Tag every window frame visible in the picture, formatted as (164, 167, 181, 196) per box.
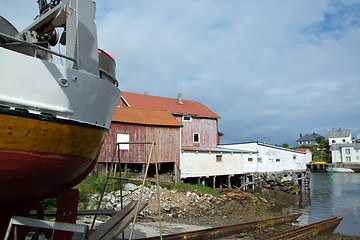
(193, 133, 200, 143)
(117, 133, 130, 150)
(183, 116, 192, 122)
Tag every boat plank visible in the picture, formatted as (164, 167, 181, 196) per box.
(101, 202, 147, 240)
(88, 200, 137, 240)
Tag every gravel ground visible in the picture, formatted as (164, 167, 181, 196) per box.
(83, 184, 360, 239)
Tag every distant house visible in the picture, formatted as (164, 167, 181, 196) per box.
(98, 107, 183, 180)
(330, 143, 360, 163)
(328, 129, 352, 146)
(119, 92, 221, 148)
(296, 133, 322, 146)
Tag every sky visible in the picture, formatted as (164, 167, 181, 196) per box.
(2, 0, 360, 146)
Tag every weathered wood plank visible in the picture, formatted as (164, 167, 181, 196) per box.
(135, 213, 302, 240)
(102, 202, 147, 240)
(259, 217, 343, 240)
(88, 200, 137, 240)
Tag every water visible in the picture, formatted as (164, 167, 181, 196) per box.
(295, 172, 360, 236)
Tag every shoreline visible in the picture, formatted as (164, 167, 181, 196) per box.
(83, 185, 360, 239)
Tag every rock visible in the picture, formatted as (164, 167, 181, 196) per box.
(161, 203, 171, 212)
(124, 183, 138, 191)
(258, 196, 268, 203)
(275, 176, 282, 184)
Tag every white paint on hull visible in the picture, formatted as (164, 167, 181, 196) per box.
(0, 47, 121, 129)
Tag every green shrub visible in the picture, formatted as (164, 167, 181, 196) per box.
(41, 198, 58, 210)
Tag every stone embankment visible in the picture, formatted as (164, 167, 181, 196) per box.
(253, 171, 307, 194)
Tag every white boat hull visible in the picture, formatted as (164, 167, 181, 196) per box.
(328, 168, 355, 173)
(0, 47, 120, 129)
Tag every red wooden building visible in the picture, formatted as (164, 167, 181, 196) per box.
(98, 107, 182, 177)
(98, 92, 221, 181)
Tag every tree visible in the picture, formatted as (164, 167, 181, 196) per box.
(316, 136, 326, 149)
(281, 143, 289, 148)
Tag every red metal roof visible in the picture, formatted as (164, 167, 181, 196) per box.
(112, 107, 183, 127)
(293, 148, 309, 152)
(120, 92, 220, 119)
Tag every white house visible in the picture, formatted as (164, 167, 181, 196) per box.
(220, 142, 307, 173)
(328, 129, 352, 146)
(296, 133, 322, 146)
(330, 143, 360, 163)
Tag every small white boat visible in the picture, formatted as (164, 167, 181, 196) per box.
(328, 168, 355, 173)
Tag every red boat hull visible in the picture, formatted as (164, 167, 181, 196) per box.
(0, 149, 94, 207)
(0, 111, 107, 236)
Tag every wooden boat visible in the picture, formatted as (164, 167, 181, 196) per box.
(0, 0, 121, 237)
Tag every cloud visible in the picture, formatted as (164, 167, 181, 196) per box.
(3, 0, 359, 146)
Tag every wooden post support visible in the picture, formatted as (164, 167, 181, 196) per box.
(213, 176, 216, 189)
(228, 175, 232, 189)
(142, 164, 146, 176)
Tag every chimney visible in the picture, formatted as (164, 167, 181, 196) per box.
(143, 91, 149, 95)
(300, 134, 302, 138)
(176, 93, 183, 104)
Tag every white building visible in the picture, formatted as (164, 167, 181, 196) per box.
(328, 129, 352, 146)
(180, 147, 255, 178)
(330, 143, 360, 163)
(220, 142, 307, 173)
(293, 148, 313, 163)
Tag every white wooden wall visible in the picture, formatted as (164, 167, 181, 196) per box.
(180, 151, 247, 178)
(221, 143, 307, 173)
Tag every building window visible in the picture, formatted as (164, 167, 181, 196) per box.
(332, 140, 336, 143)
(276, 159, 280, 162)
(216, 155, 222, 162)
(248, 158, 253, 162)
(193, 133, 200, 143)
(117, 133, 129, 150)
(343, 139, 346, 142)
(345, 149, 351, 155)
(183, 116, 191, 122)
(257, 157, 262, 163)
(346, 156, 351, 162)
(293, 156, 296, 159)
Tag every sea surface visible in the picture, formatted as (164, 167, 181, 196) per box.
(295, 172, 360, 236)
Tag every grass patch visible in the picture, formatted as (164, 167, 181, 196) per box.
(74, 172, 123, 204)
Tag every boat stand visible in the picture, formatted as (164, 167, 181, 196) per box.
(4, 216, 88, 240)
(91, 141, 163, 240)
